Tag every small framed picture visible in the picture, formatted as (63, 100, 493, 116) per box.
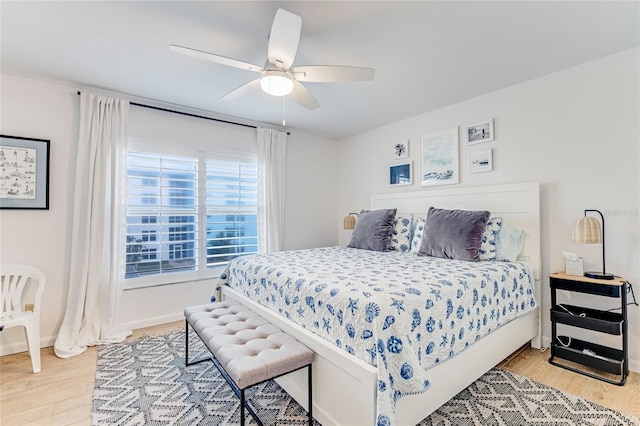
(389, 161, 412, 186)
(393, 140, 409, 159)
(0, 135, 50, 209)
(466, 119, 494, 145)
(470, 149, 493, 173)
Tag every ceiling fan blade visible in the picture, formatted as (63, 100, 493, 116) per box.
(220, 78, 262, 101)
(289, 79, 320, 110)
(170, 44, 263, 73)
(292, 65, 375, 82)
(267, 9, 301, 69)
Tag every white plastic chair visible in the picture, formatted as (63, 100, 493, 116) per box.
(1, 264, 46, 373)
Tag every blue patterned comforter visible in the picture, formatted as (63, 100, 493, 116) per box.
(213, 247, 537, 426)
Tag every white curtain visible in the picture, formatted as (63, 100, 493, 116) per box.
(257, 128, 287, 253)
(54, 93, 132, 358)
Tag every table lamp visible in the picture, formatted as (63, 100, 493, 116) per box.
(343, 213, 358, 230)
(571, 209, 614, 280)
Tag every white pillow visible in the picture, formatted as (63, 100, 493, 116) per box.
(496, 224, 526, 261)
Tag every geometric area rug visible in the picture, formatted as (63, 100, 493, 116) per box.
(92, 329, 640, 426)
(418, 369, 640, 426)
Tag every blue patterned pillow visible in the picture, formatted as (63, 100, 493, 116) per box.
(410, 218, 426, 253)
(479, 217, 503, 261)
(390, 215, 413, 252)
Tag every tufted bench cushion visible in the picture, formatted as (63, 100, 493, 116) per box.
(184, 299, 314, 390)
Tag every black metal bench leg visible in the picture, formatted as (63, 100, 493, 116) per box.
(185, 321, 212, 367)
(240, 388, 246, 426)
(308, 364, 313, 425)
(185, 320, 189, 366)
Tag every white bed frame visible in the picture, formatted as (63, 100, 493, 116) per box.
(222, 182, 541, 426)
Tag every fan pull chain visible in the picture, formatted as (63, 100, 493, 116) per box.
(282, 96, 286, 127)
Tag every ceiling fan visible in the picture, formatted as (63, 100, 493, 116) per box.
(169, 8, 375, 111)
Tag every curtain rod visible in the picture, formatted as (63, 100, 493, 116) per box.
(76, 91, 290, 134)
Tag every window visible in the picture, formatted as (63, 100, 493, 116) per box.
(205, 158, 258, 267)
(124, 142, 258, 288)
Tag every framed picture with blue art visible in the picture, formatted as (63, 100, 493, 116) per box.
(0, 135, 50, 209)
(420, 127, 459, 186)
(470, 149, 493, 173)
(389, 161, 412, 186)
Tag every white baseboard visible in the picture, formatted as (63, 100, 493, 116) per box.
(0, 335, 56, 356)
(0, 313, 184, 357)
(117, 312, 184, 333)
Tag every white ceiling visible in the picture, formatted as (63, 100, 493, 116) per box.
(2, 1, 638, 139)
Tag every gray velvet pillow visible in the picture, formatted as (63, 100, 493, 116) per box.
(348, 208, 397, 252)
(418, 207, 490, 261)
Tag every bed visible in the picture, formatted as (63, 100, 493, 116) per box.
(215, 182, 541, 426)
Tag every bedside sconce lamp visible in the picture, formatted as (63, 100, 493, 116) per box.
(343, 213, 358, 230)
(571, 209, 614, 280)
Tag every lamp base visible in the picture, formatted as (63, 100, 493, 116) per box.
(584, 271, 615, 280)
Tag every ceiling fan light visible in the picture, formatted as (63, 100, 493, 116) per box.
(260, 71, 294, 96)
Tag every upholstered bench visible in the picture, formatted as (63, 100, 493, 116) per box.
(184, 299, 314, 426)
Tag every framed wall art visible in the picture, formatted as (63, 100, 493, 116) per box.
(470, 149, 493, 173)
(389, 161, 412, 186)
(0, 135, 50, 209)
(393, 139, 409, 159)
(466, 119, 494, 145)
(420, 127, 459, 186)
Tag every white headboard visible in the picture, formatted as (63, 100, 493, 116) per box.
(371, 182, 541, 281)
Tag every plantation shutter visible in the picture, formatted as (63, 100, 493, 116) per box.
(205, 153, 258, 267)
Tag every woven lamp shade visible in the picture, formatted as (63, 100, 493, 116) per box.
(571, 216, 602, 244)
(343, 215, 356, 230)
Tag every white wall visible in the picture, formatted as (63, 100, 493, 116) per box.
(0, 74, 339, 353)
(337, 47, 640, 371)
(284, 132, 340, 250)
(0, 75, 78, 355)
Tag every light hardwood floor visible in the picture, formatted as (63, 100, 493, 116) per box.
(2, 322, 639, 425)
